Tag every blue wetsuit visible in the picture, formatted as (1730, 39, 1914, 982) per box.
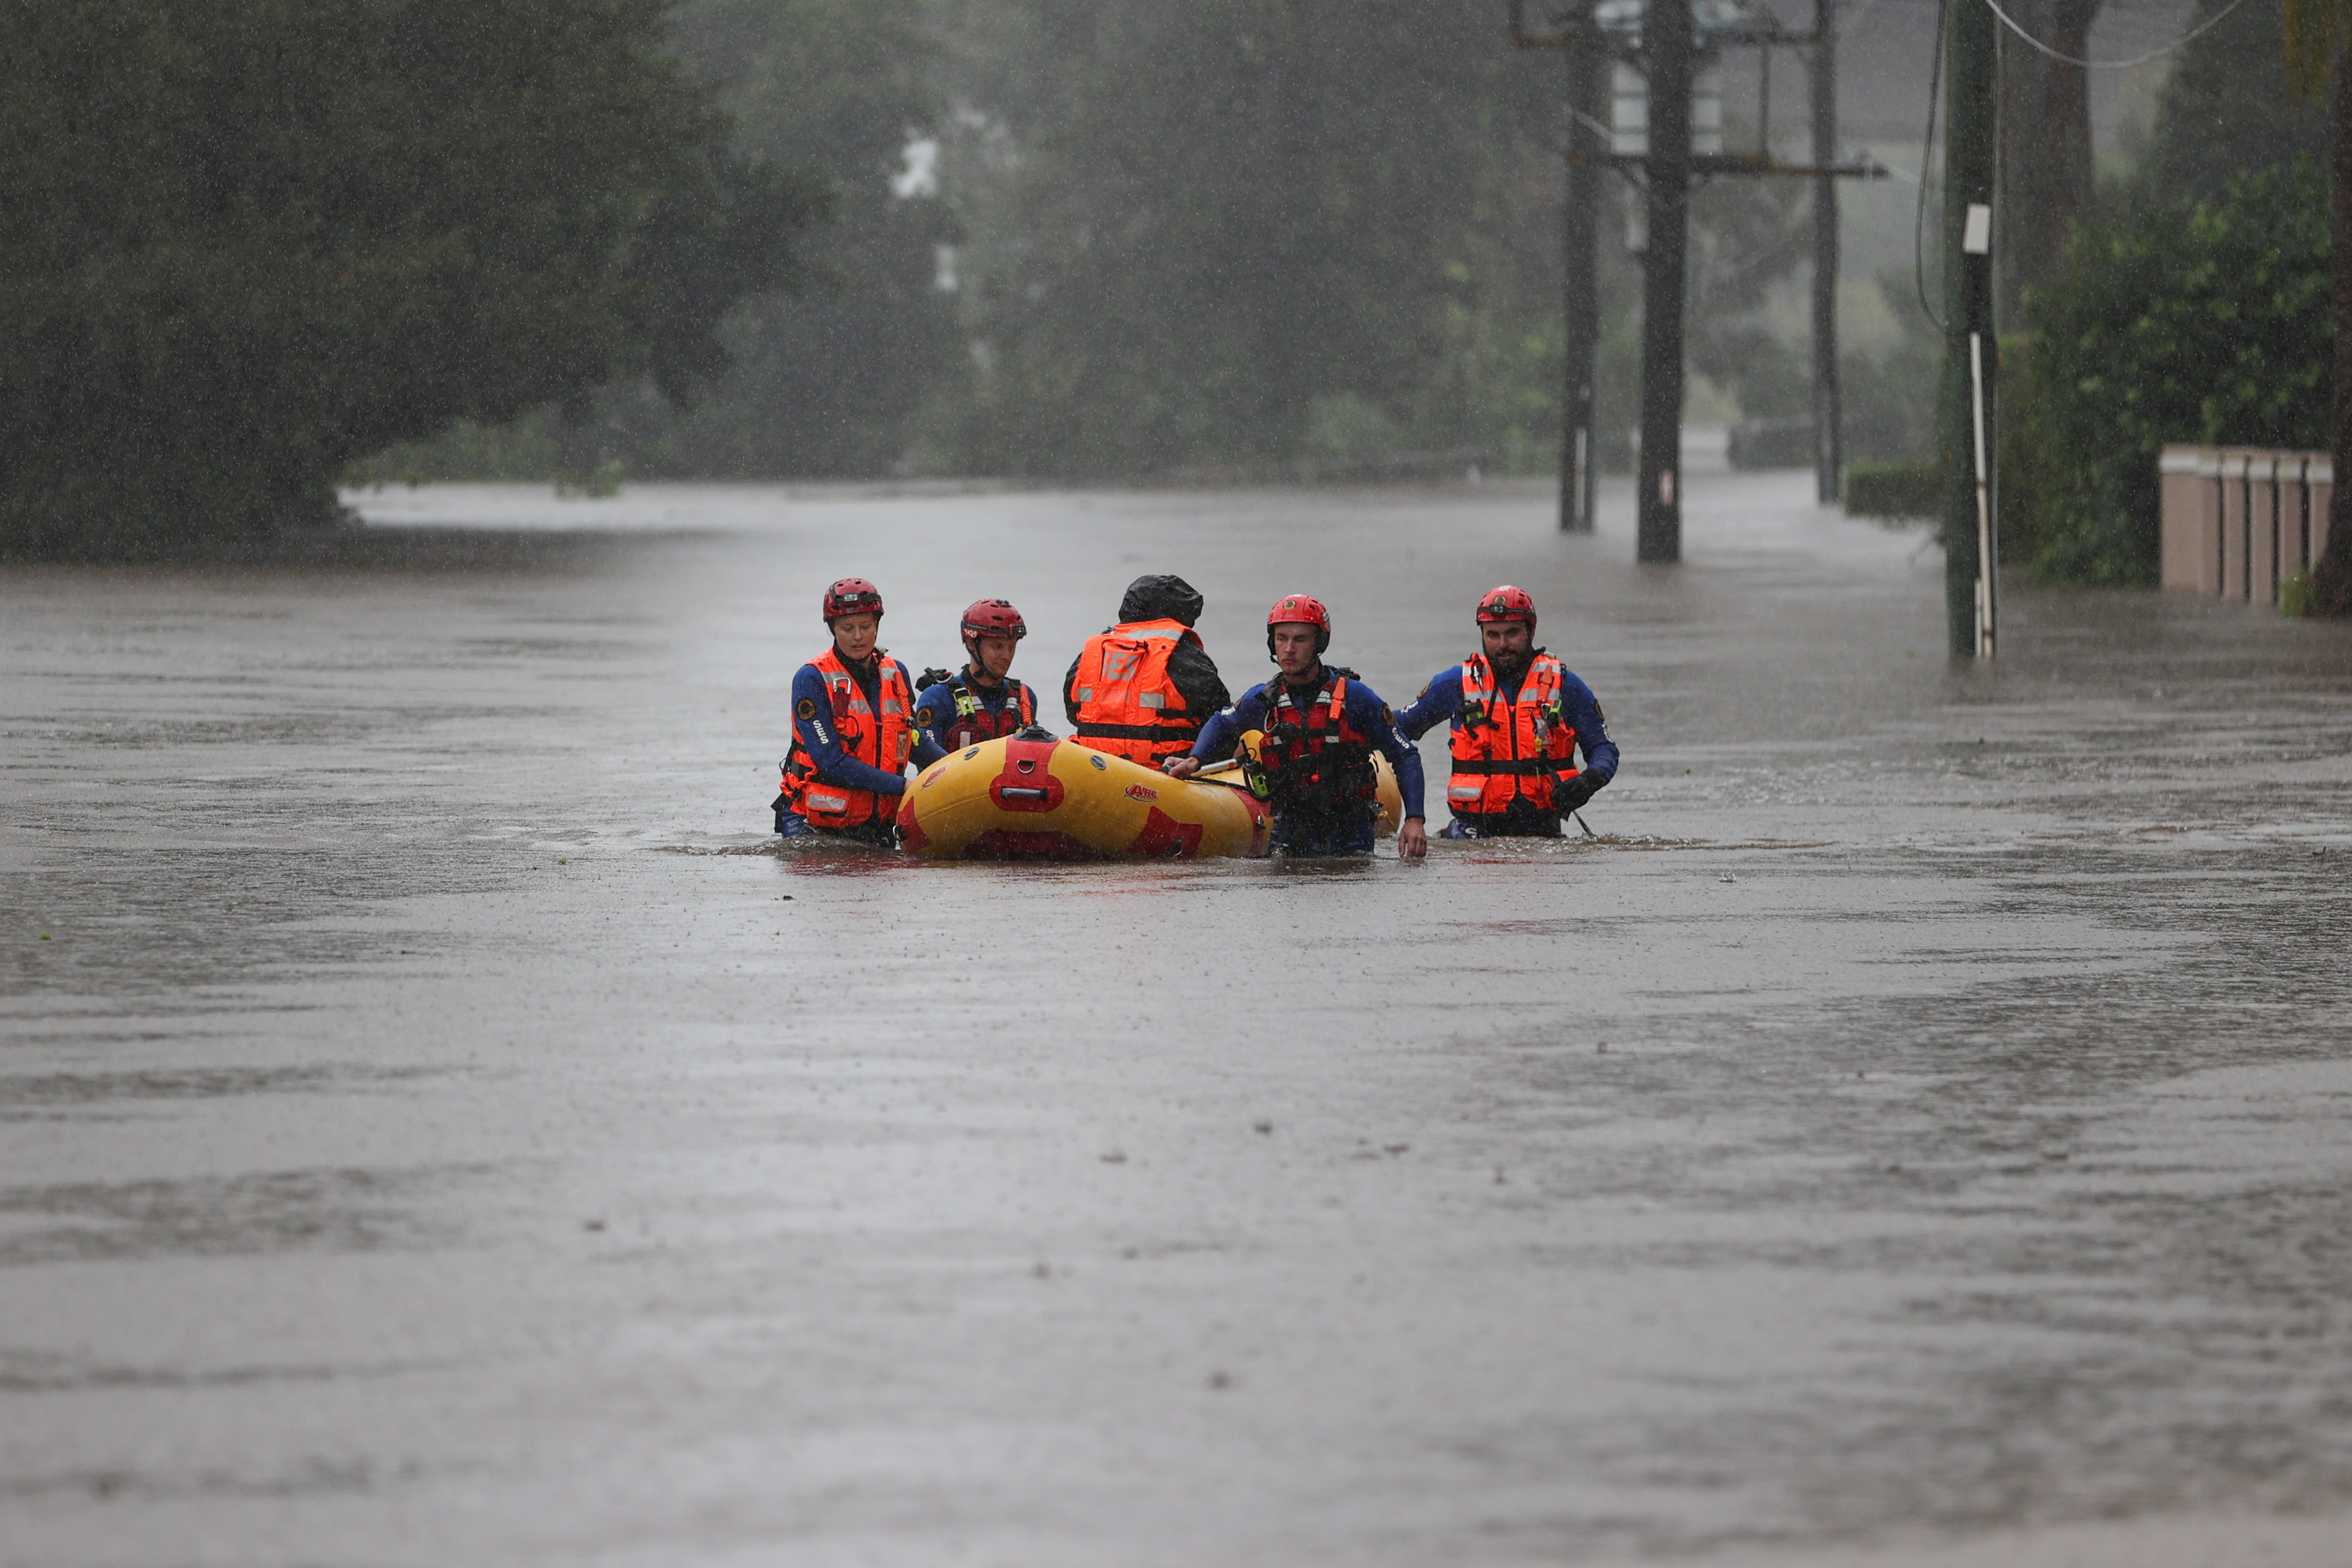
(1191, 670, 1426, 855)
(912, 674, 1043, 752)
(1396, 659, 1618, 837)
(777, 656, 947, 838)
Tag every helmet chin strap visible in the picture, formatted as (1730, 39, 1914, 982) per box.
(1270, 656, 1324, 693)
(962, 638, 1006, 688)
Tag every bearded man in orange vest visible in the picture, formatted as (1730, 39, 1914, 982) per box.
(1063, 574, 1230, 766)
(774, 578, 947, 844)
(1396, 584, 1619, 838)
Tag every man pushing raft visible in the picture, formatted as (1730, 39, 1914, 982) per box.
(1164, 593, 1427, 859)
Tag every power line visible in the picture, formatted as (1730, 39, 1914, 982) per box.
(1976, 0, 2251, 69)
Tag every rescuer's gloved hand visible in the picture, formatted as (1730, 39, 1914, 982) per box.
(1554, 770, 1602, 813)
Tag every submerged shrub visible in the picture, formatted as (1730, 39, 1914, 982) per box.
(1843, 456, 1943, 520)
(2003, 159, 2328, 586)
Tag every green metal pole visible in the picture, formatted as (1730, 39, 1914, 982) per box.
(1940, 0, 1995, 655)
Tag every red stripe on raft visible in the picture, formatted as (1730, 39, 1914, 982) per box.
(1127, 806, 1205, 859)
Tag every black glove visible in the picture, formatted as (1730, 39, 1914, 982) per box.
(1554, 770, 1602, 813)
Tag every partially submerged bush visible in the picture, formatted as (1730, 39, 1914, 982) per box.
(0, 0, 825, 560)
(2001, 159, 2328, 585)
(1844, 456, 1944, 521)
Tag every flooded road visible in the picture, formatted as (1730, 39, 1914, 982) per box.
(5, 474, 2351, 1567)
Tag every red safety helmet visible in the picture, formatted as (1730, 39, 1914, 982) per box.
(959, 598, 1027, 642)
(823, 577, 884, 622)
(1475, 584, 1537, 627)
(1266, 592, 1332, 657)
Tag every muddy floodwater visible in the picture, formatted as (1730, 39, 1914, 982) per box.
(5, 473, 2352, 1567)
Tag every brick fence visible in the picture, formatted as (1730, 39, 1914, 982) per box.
(2160, 445, 2334, 607)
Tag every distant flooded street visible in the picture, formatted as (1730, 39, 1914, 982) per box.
(6, 473, 2352, 1566)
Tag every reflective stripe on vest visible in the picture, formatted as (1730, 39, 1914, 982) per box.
(1447, 653, 1577, 815)
(783, 648, 914, 829)
(943, 676, 1036, 747)
(1258, 671, 1378, 823)
(1069, 619, 1202, 764)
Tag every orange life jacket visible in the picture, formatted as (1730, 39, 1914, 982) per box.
(783, 647, 915, 829)
(1447, 652, 1578, 815)
(1069, 619, 1204, 764)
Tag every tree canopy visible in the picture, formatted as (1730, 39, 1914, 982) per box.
(936, 0, 1567, 477)
(2006, 160, 2330, 584)
(354, 2, 1832, 485)
(2136, 0, 2327, 206)
(0, 0, 825, 557)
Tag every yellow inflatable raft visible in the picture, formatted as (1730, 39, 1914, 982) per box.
(897, 735, 1406, 861)
(898, 736, 1271, 860)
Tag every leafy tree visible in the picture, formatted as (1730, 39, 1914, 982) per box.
(630, 0, 961, 476)
(1687, 170, 1815, 422)
(2005, 160, 2329, 583)
(1840, 274, 1944, 464)
(0, 0, 825, 558)
(1996, 0, 2103, 323)
(933, 0, 1568, 476)
(2282, 0, 2352, 611)
(2134, 0, 2327, 205)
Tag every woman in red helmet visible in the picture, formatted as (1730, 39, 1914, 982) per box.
(1164, 593, 1427, 858)
(1395, 584, 1618, 839)
(774, 578, 946, 844)
(912, 599, 1046, 752)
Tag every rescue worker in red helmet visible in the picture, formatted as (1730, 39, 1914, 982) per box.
(1165, 594, 1427, 858)
(774, 578, 947, 844)
(912, 599, 1047, 752)
(1063, 574, 1229, 766)
(1395, 584, 1618, 838)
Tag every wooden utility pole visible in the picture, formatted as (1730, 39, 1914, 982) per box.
(1508, 0, 1881, 560)
(1941, 0, 1998, 656)
(1636, 0, 1695, 563)
(1561, 1, 1604, 532)
(1809, 0, 1841, 505)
